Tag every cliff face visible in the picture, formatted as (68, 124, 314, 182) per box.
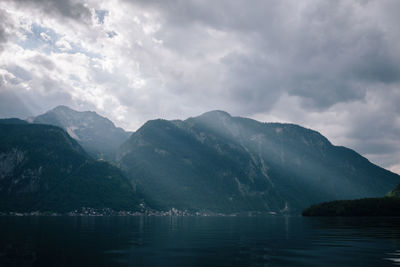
(0, 120, 139, 212)
(34, 105, 131, 160)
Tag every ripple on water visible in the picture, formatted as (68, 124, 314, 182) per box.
(0, 216, 400, 266)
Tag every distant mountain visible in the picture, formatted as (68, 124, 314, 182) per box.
(118, 110, 400, 214)
(0, 119, 139, 212)
(34, 106, 131, 160)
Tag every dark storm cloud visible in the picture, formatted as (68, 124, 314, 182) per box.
(0, 0, 91, 52)
(123, 0, 400, 171)
(130, 0, 282, 32)
(5, 0, 91, 22)
(129, 0, 400, 111)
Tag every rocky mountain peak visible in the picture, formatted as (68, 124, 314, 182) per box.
(33, 106, 131, 161)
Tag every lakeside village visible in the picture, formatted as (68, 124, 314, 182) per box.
(0, 207, 284, 217)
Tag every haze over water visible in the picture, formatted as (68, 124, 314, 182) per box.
(1, 216, 400, 266)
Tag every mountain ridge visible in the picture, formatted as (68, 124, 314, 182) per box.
(1, 107, 398, 215)
(0, 119, 140, 212)
(33, 105, 131, 160)
(118, 110, 399, 214)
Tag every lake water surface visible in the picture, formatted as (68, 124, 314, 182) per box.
(1, 216, 400, 266)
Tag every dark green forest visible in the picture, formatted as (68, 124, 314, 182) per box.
(302, 197, 400, 216)
(0, 120, 140, 212)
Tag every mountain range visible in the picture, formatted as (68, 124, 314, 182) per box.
(118, 110, 399, 214)
(0, 118, 139, 212)
(0, 106, 399, 214)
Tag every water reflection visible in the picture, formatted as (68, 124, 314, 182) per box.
(0, 216, 400, 266)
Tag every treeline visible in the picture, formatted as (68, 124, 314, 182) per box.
(302, 197, 400, 216)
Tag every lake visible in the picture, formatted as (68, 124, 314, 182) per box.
(0, 216, 400, 266)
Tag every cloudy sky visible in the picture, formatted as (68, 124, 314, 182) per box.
(0, 0, 399, 173)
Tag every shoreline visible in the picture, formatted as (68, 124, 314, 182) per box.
(0, 208, 290, 217)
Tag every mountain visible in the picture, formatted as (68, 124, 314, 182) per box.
(0, 119, 139, 212)
(33, 105, 131, 160)
(0, 118, 28, 125)
(118, 110, 400, 214)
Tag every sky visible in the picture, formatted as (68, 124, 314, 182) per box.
(0, 0, 399, 174)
